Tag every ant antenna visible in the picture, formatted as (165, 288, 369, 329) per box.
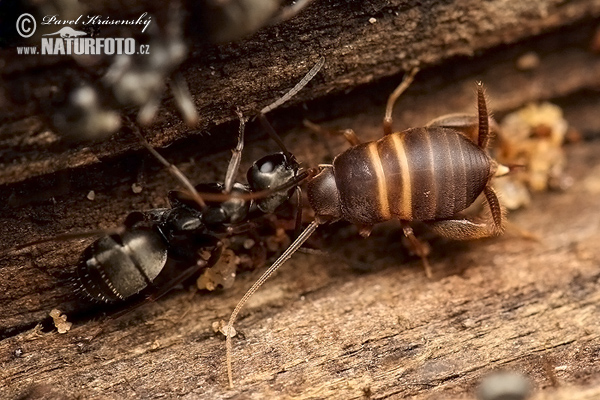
(255, 57, 325, 158)
(257, 113, 291, 159)
(226, 219, 320, 388)
(181, 167, 319, 203)
(260, 57, 325, 115)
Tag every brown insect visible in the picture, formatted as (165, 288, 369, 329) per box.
(212, 68, 511, 387)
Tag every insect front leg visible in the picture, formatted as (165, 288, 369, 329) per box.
(401, 222, 433, 278)
(131, 125, 206, 208)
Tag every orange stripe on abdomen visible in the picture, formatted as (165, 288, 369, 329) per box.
(368, 142, 391, 220)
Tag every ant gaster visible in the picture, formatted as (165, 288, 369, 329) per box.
(224, 68, 511, 387)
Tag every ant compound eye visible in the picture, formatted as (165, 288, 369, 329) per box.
(248, 153, 293, 191)
(252, 154, 286, 179)
(260, 160, 274, 173)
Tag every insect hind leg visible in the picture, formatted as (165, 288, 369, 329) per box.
(428, 186, 505, 239)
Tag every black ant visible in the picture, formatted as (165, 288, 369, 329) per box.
(223, 68, 513, 387)
(3, 58, 324, 312)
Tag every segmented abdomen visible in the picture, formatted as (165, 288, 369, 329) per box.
(332, 127, 491, 225)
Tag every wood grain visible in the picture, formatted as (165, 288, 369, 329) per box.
(1, 141, 599, 399)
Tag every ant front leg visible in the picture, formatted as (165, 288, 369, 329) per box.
(224, 109, 248, 193)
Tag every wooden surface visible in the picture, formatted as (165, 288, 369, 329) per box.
(1, 142, 599, 399)
(1, 0, 600, 399)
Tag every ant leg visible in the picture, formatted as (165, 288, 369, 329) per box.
(401, 222, 432, 278)
(426, 113, 500, 146)
(131, 126, 206, 208)
(428, 185, 505, 239)
(383, 67, 419, 136)
(138, 96, 161, 126)
(224, 109, 247, 193)
(170, 72, 200, 127)
(304, 120, 362, 146)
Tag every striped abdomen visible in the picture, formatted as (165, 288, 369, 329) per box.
(331, 127, 491, 225)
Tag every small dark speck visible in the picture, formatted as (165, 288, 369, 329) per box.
(362, 386, 372, 398)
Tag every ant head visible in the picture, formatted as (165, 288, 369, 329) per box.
(247, 152, 300, 213)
